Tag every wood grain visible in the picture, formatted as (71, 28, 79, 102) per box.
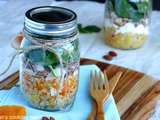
(81, 58, 160, 120)
(121, 81, 160, 120)
(0, 71, 19, 90)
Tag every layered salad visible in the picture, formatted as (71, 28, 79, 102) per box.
(104, 0, 151, 49)
(20, 39, 80, 111)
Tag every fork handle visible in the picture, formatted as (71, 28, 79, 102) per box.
(97, 112, 105, 120)
(97, 102, 105, 120)
(87, 101, 97, 120)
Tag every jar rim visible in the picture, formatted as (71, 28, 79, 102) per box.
(24, 6, 77, 37)
(25, 6, 77, 24)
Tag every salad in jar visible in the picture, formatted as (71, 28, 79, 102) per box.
(104, 0, 151, 49)
(20, 6, 80, 111)
(20, 39, 80, 111)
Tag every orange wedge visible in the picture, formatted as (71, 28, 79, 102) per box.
(0, 105, 26, 120)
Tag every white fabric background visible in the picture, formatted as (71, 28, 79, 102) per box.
(0, 0, 160, 119)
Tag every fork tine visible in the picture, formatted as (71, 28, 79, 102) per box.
(99, 71, 103, 90)
(104, 70, 109, 91)
(90, 70, 93, 95)
(94, 70, 98, 90)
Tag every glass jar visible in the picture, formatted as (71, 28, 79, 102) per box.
(104, 0, 152, 49)
(20, 6, 80, 111)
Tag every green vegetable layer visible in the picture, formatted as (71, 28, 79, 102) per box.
(108, 0, 150, 22)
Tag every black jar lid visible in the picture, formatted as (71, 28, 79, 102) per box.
(24, 6, 77, 37)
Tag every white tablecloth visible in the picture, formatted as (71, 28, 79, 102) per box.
(0, 0, 160, 119)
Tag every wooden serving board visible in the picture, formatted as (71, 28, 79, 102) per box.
(1, 58, 160, 119)
(81, 58, 160, 120)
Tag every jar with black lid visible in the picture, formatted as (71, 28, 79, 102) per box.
(20, 6, 80, 111)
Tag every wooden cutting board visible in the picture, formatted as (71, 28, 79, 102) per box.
(81, 58, 160, 120)
(1, 58, 160, 119)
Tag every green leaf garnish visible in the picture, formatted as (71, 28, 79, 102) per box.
(78, 24, 101, 33)
(109, 0, 150, 22)
(43, 51, 59, 66)
(136, 2, 149, 14)
(26, 49, 59, 66)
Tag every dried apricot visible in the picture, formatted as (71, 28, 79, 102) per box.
(17, 32, 23, 45)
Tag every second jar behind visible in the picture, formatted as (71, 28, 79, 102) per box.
(104, 0, 152, 49)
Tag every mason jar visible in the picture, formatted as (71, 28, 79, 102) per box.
(20, 6, 80, 111)
(104, 0, 152, 49)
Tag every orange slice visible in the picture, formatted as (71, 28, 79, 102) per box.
(0, 105, 26, 120)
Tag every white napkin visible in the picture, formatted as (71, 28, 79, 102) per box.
(0, 65, 120, 120)
(0, 45, 19, 81)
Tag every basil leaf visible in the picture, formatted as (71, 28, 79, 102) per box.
(84, 26, 101, 32)
(115, 0, 130, 18)
(128, 8, 144, 22)
(136, 2, 149, 14)
(114, 0, 149, 22)
(26, 49, 59, 66)
(43, 51, 59, 66)
(78, 24, 101, 33)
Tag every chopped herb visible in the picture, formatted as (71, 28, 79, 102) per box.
(78, 24, 101, 33)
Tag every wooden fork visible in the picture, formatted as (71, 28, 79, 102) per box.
(90, 70, 110, 120)
(87, 71, 122, 120)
